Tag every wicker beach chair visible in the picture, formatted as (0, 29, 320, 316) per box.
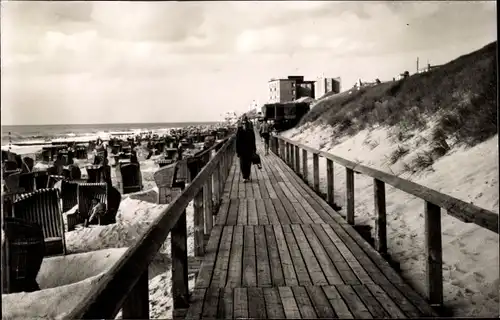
(47, 175, 66, 189)
(67, 164, 82, 180)
(118, 163, 143, 194)
(3, 160, 18, 171)
(12, 188, 66, 256)
(2, 217, 46, 294)
(67, 183, 109, 231)
(57, 179, 79, 213)
(33, 170, 49, 190)
(22, 157, 35, 173)
(18, 172, 36, 193)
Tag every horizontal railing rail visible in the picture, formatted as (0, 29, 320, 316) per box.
(65, 134, 236, 319)
(270, 134, 498, 309)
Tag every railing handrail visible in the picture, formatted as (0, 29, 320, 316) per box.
(277, 135, 498, 233)
(66, 134, 236, 319)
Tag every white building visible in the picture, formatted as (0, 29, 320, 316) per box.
(314, 77, 341, 99)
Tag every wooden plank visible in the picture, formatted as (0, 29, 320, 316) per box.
(196, 225, 224, 288)
(278, 287, 301, 319)
(322, 286, 354, 319)
(256, 199, 270, 225)
(242, 226, 257, 287)
(292, 286, 317, 318)
(374, 179, 387, 255)
(326, 159, 334, 205)
(252, 169, 262, 199)
(272, 198, 291, 225)
(321, 224, 373, 284)
(352, 284, 389, 318)
(325, 223, 424, 317)
(365, 283, 406, 318)
(237, 198, 248, 225)
(185, 288, 206, 320)
(238, 168, 245, 199)
(201, 287, 220, 319)
(336, 285, 372, 319)
(230, 165, 239, 199)
(226, 225, 244, 288)
(247, 199, 258, 225)
(273, 225, 299, 286)
(264, 198, 280, 225)
(255, 164, 269, 199)
(301, 225, 343, 285)
(264, 225, 286, 286)
(245, 176, 254, 199)
(254, 225, 272, 287)
(233, 288, 248, 319)
(225, 198, 239, 226)
(217, 287, 234, 319)
(310, 224, 360, 285)
(291, 225, 328, 286)
(276, 187, 302, 224)
(425, 201, 443, 307)
(282, 225, 312, 286)
(248, 287, 267, 319)
(306, 286, 335, 319)
(223, 164, 236, 197)
(264, 287, 285, 319)
(215, 199, 230, 226)
(345, 167, 355, 225)
(210, 226, 233, 288)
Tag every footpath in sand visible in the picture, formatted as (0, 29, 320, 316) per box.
(282, 124, 498, 317)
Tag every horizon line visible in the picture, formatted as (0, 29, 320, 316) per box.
(1, 120, 222, 127)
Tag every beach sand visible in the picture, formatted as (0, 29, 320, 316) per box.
(282, 124, 499, 317)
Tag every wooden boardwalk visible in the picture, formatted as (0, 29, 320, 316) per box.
(186, 142, 437, 319)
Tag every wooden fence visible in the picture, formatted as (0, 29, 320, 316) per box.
(270, 135, 498, 308)
(65, 135, 236, 319)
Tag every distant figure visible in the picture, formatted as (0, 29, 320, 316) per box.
(259, 118, 271, 156)
(236, 115, 256, 183)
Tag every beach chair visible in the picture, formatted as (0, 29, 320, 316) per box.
(153, 162, 183, 204)
(3, 160, 18, 171)
(61, 179, 80, 213)
(67, 183, 109, 231)
(46, 175, 66, 189)
(18, 172, 36, 193)
(118, 163, 143, 194)
(12, 188, 67, 256)
(33, 170, 49, 190)
(67, 164, 82, 180)
(2, 217, 46, 294)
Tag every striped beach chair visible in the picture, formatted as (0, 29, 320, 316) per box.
(33, 170, 49, 190)
(2, 217, 46, 293)
(12, 188, 66, 256)
(67, 183, 109, 231)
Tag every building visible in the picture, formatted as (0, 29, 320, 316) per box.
(268, 76, 316, 103)
(314, 77, 341, 98)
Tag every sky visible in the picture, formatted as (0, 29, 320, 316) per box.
(1, 1, 497, 126)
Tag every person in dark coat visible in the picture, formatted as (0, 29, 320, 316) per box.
(236, 115, 256, 182)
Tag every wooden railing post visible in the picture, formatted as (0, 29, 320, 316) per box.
(294, 146, 300, 173)
(373, 179, 387, 255)
(213, 167, 220, 208)
(171, 209, 189, 318)
(346, 168, 355, 225)
(326, 159, 334, 205)
(122, 270, 149, 319)
(313, 153, 319, 192)
(425, 201, 443, 308)
(204, 180, 213, 235)
(302, 149, 308, 182)
(280, 140, 285, 161)
(194, 188, 205, 257)
(290, 143, 294, 169)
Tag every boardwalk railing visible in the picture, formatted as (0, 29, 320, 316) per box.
(270, 135, 498, 308)
(65, 135, 236, 319)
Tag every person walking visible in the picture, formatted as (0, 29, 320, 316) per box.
(236, 115, 256, 183)
(259, 118, 271, 155)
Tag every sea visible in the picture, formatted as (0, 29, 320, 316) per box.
(1, 122, 219, 154)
